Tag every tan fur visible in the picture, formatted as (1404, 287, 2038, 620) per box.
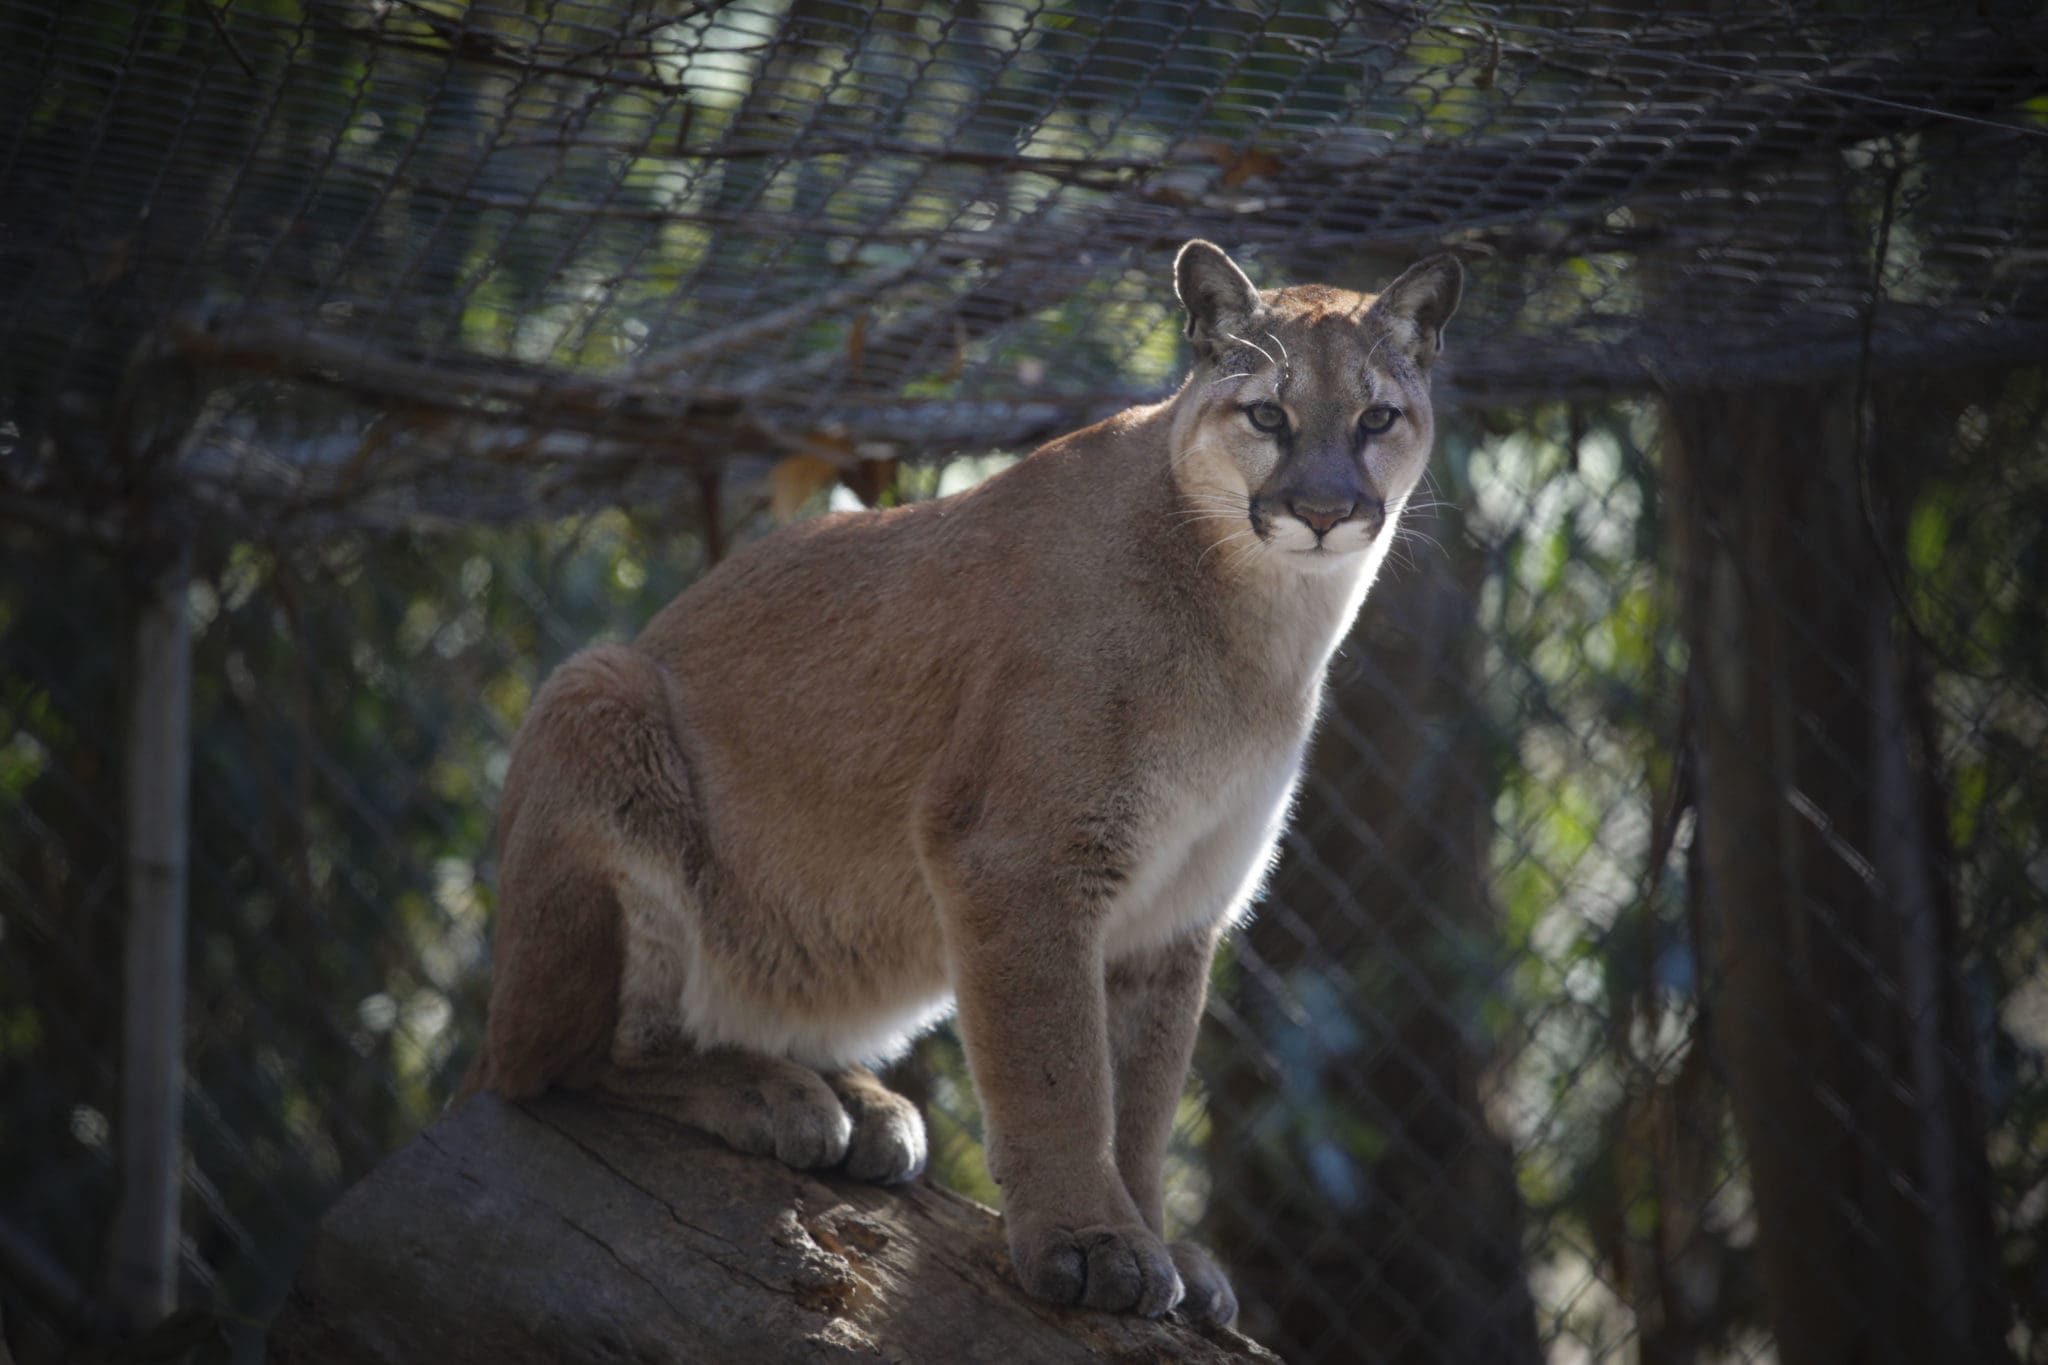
(472, 241, 1461, 1321)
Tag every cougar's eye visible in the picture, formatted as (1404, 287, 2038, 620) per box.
(1360, 405, 1401, 435)
(1244, 401, 1288, 434)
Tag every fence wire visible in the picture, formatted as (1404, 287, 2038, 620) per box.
(2, 2, 2046, 1363)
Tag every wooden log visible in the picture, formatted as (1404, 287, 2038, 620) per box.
(267, 1094, 1281, 1364)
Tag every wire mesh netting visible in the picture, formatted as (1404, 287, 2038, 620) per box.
(2, 2, 2046, 1362)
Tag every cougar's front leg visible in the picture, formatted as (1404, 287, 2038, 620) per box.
(925, 843, 1183, 1318)
(1106, 927, 1239, 1325)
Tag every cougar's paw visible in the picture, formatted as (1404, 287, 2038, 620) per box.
(1169, 1241, 1238, 1326)
(836, 1083, 928, 1185)
(716, 1072, 853, 1171)
(1011, 1220, 1184, 1318)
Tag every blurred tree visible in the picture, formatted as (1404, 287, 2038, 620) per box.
(1205, 468, 1541, 1365)
(1666, 378, 2014, 1365)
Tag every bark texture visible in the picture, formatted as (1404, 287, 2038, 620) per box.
(266, 1092, 1279, 1365)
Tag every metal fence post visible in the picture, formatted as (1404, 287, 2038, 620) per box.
(110, 542, 192, 1329)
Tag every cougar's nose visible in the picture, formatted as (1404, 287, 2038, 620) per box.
(1290, 498, 1356, 537)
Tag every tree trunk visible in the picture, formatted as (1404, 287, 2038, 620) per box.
(267, 1093, 1280, 1365)
(1206, 492, 1540, 1365)
(1665, 382, 2011, 1365)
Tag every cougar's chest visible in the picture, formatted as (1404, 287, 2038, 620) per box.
(1100, 674, 1322, 961)
(1096, 562, 1372, 960)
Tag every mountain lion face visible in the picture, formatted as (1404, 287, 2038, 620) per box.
(1168, 242, 1462, 575)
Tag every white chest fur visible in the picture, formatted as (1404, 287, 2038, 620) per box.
(1101, 725, 1312, 962)
(1098, 550, 1379, 961)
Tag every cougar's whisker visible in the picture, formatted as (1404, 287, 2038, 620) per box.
(1394, 524, 1448, 562)
(1196, 527, 1258, 570)
(1361, 332, 1389, 376)
(1165, 510, 1250, 531)
(1222, 331, 1277, 372)
(1264, 330, 1291, 385)
(1167, 505, 1251, 523)
(1221, 537, 1269, 576)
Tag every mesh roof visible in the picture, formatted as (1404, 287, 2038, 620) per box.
(3, 0, 2046, 534)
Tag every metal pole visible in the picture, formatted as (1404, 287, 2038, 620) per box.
(110, 543, 191, 1329)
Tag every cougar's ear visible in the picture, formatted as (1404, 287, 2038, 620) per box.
(1369, 253, 1463, 369)
(1174, 240, 1263, 363)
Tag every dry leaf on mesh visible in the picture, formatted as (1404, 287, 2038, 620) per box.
(769, 453, 841, 522)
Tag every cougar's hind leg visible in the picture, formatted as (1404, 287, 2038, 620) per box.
(599, 1051, 854, 1172)
(825, 1067, 928, 1184)
(476, 848, 625, 1101)
(485, 643, 866, 1177)
(600, 873, 868, 1176)
(600, 844, 856, 1172)
(478, 644, 685, 1102)
(601, 1054, 923, 1183)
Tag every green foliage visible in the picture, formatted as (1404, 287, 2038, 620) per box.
(0, 509, 708, 1353)
(1901, 372, 2048, 1340)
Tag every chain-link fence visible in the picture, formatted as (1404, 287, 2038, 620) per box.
(3, 2, 2046, 1362)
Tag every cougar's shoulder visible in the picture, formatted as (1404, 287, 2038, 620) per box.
(640, 404, 1181, 695)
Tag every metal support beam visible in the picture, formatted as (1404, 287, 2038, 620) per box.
(110, 545, 192, 1330)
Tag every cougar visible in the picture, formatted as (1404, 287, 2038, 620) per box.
(468, 240, 1461, 1324)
